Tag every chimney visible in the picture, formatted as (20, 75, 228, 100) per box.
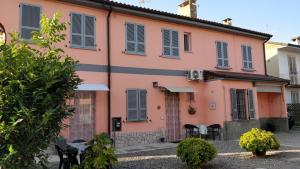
(178, 0, 197, 18)
(292, 36, 300, 45)
(222, 18, 232, 26)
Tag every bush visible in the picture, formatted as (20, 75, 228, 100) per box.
(240, 128, 280, 156)
(0, 13, 81, 168)
(177, 138, 217, 169)
(74, 133, 118, 169)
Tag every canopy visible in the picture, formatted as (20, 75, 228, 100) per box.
(161, 86, 196, 93)
(76, 83, 109, 91)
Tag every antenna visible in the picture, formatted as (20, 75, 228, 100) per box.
(139, 0, 151, 7)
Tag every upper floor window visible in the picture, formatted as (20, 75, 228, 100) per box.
(162, 29, 179, 58)
(125, 23, 145, 55)
(216, 41, 229, 68)
(126, 89, 147, 122)
(20, 4, 41, 40)
(291, 91, 300, 104)
(288, 56, 298, 85)
(184, 32, 191, 52)
(242, 45, 253, 70)
(70, 13, 96, 49)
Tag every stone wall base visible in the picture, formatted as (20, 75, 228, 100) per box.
(223, 118, 288, 140)
(111, 130, 165, 147)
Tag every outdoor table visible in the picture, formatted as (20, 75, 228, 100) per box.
(67, 142, 88, 164)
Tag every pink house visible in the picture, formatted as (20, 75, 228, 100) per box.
(0, 0, 289, 146)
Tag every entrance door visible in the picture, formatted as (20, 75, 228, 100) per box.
(69, 92, 96, 141)
(165, 92, 181, 142)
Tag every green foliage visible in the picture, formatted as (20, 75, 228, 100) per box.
(239, 128, 280, 155)
(73, 133, 118, 169)
(0, 13, 81, 168)
(177, 138, 217, 169)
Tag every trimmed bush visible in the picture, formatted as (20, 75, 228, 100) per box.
(240, 128, 280, 156)
(177, 138, 217, 169)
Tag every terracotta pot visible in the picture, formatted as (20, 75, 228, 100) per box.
(252, 150, 266, 156)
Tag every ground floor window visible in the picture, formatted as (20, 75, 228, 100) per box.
(291, 91, 300, 104)
(126, 89, 147, 121)
(230, 89, 255, 120)
(69, 91, 96, 141)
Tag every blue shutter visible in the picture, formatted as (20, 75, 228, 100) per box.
(137, 25, 145, 54)
(84, 15, 96, 48)
(247, 46, 253, 69)
(230, 89, 238, 120)
(71, 13, 83, 47)
(163, 29, 171, 56)
(20, 4, 41, 40)
(127, 90, 139, 121)
(138, 90, 147, 120)
(242, 45, 248, 69)
(223, 42, 229, 67)
(126, 23, 136, 52)
(216, 42, 223, 66)
(248, 89, 255, 119)
(171, 31, 179, 57)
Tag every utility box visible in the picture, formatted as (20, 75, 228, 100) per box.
(112, 117, 122, 132)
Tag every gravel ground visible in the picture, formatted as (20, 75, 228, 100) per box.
(113, 140, 300, 169)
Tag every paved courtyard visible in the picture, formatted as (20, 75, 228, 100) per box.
(49, 131, 300, 169)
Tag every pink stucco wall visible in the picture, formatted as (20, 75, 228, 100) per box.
(257, 92, 287, 118)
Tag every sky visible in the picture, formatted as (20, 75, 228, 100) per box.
(113, 0, 300, 43)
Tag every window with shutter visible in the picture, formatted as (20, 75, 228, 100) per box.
(71, 13, 96, 49)
(162, 29, 179, 58)
(184, 32, 191, 52)
(126, 89, 147, 121)
(230, 89, 238, 120)
(242, 45, 253, 70)
(216, 41, 229, 68)
(291, 91, 300, 104)
(20, 4, 41, 40)
(231, 89, 249, 120)
(247, 89, 255, 119)
(125, 23, 145, 55)
(288, 56, 298, 85)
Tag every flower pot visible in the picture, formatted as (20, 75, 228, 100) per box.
(252, 150, 266, 157)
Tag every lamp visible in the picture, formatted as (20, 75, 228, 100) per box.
(153, 81, 158, 88)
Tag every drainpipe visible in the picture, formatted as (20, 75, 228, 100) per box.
(106, 3, 113, 136)
(263, 38, 271, 76)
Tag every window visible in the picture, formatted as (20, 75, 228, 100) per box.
(71, 13, 96, 49)
(20, 4, 41, 40)
(230, 89, 255, 120)
(291, 91, 299, 104)
(216, 41, 229, 68)
(162, 29, 179, 57)
(242, 45, 253, 70)
(184, 32, 191, 52)
(288, 56, 298, 85)
(125, 23, 145, 54)
(127, 89, 147, 121)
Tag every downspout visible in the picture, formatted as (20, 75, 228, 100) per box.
(263, 38, 271, 75)
(106, 3, 113, 136)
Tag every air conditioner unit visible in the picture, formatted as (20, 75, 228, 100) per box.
(188, 69, 203, 81)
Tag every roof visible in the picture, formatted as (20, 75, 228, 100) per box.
(66, 0, 272, 40)
(267, 41, 300, 53)
(204, 70, 289, 83)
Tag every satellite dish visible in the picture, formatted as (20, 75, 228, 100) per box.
(0, 23, 6, 46)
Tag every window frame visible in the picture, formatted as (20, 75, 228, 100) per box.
(70, 12, 96, 50)
(215, 41, 230, 69)
(241, 45, 254, 71)
(126, 89, 148, 122)
(19, 3, 42, 41)
(125, 22, 146, 56)
(231, 88, 256, 121)
(184, 32, 192, 52)
(291, 91, 300, 104)
(162, 28, 180, 59)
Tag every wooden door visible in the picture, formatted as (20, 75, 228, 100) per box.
(165, 92, 181, 142)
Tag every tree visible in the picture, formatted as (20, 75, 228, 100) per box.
(0, 13, 82, 168)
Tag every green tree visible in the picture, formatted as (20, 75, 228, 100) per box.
(0, 13, 81, 168)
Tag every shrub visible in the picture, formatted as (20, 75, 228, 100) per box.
(240, 128, 280, 156)
(0, 13, 81, 168)
(177, 138, 217, 169)
(74, 133, 118, 169)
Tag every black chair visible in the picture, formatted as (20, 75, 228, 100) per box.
(55, 145, 69, 169)
(184, 124, 200, 138)
(207, 124, 221, 140)
(72, 139, 86, 143)
(65, 146, 79, 167)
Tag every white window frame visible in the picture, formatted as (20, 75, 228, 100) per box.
(184, 32, 192, 52)
(19, 3, 41, 40)
(162, 29, 180, 58)
(70, 12, 96, 50)
(242, 45, 253, 70)
(216, 41, 229, 68)
(291, 91, 300, 104)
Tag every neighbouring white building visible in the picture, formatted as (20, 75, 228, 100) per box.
(266, 38, 300, 104)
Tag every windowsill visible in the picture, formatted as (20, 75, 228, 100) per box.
(184, 51, 193, 53)
(70, 45, 97, 51)
(215, 66, 232, 70)
(242, 68, 256, 72)
(123, 51, 146, 56)
(233, 119, 256, 121)
(126, 120, 148, 123)
(159, 55, 180, 60)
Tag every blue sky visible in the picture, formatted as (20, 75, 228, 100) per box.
(113, 0, 299, 43)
